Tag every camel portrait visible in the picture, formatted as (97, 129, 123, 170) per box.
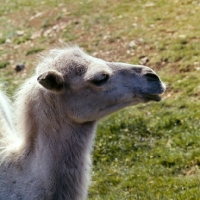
(0, 46, 166, 200)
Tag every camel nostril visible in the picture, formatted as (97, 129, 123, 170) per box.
(145, 73, 159, 82)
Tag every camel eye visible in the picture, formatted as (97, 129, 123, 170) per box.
(91, 73, 109, 86)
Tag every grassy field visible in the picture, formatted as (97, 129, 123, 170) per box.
(1, 0, 200, 199)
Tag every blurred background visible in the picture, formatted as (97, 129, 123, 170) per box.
(1, 0, 200, 199)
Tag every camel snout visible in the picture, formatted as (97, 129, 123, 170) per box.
(140, 69, 166, 98)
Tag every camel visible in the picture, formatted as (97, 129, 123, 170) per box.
(0, 46, 166, 200)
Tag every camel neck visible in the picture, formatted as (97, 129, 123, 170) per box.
(14, 84, 97, 199)
(31, 120, 97, 200)
(35, 120, 96, 162)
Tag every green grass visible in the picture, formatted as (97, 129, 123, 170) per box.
(25, 47, 45, 56)
(0, 61, 9, 69)
(1, 0, 200, 199)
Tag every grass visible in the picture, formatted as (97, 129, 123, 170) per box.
(25, 47, 45, 56)
(1, 0, 200, 199)
(0, 61, 9, 69)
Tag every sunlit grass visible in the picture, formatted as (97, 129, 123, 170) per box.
(1, 0, 200, 199)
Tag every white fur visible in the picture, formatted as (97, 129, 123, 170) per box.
(0, 46, 165, 200)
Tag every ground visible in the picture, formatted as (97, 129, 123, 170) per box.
(1, 0, 200, 199)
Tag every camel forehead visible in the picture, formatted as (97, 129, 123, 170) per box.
(37, 46, 90, 75)
(54, 47, 110, 76)
(38, 46, 112, 78)
(56, 47, 90, 74)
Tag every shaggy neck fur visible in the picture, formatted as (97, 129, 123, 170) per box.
(32, 120, 96, 200)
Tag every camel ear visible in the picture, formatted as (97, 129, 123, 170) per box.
(37, 70, 64, 92)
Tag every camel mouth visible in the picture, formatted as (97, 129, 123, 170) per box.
(143, 94, 162, 102)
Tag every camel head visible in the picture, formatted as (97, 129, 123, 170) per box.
(37, 46, 166, 123)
